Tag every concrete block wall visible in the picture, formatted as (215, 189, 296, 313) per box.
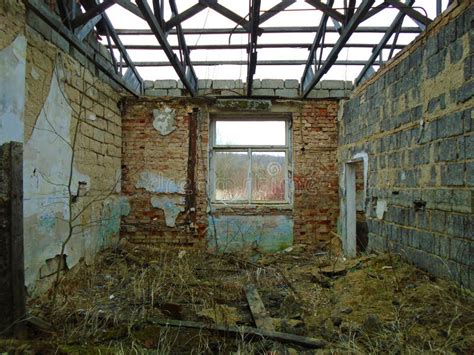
(121, 97, 339, 250)
(0, 2, 125, 292)
(143, 79, 353, 99)
(338, 3, 473, 289)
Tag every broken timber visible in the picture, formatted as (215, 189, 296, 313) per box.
(244, 284, 275, 331)
(148, 318, 326, 348)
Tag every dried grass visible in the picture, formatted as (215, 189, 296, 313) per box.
(5, 241, 472, 354)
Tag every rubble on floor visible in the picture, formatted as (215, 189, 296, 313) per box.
(1, 240, 473, 354)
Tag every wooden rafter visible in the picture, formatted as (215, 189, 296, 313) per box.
(355, 0, 414, 85)
(305, 0, 345, 23)
(386, 0, 432, 28)
(165, 2, 207, 31)
(136, 0, 198, 95)
(70, 0, 116, 28)
(301, 0, 376, 97)
(246, 0, 261, 96)
(301, 0, 334, 92)
(259, 0, 296, 25)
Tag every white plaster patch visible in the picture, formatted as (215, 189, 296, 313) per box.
(136, 171, 184, 193)
(87, 113, 97, 121)
(152, 106, 176, 135)
(151, 195, 185, 227)
(0, 35, 26, 145)
(23, 65, 91, 290)
(31, 67, 40, 80)
(376, 199, 387, 220)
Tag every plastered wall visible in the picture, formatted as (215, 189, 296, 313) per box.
(338, 3, 473, 289)
(0, 1, 126, 292)
(121, 96, 339, 251)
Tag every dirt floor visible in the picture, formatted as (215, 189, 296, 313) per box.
(1, 240, 473, 354)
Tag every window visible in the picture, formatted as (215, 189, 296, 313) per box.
(210, 116, 291, 204)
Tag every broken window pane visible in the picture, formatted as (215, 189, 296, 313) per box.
(215, 120, 286, 146)
(251, 152, 286, 201)
(214, 151, 249, 201)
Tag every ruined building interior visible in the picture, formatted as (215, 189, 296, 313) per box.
(0, 0, 473, 353)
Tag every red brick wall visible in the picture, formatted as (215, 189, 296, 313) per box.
(121, 97, 339, 249)
(292, 101, 339, 245)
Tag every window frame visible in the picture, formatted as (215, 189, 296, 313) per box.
(209, 114, 292, 205)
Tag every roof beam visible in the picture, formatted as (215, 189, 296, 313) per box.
(113, 43, 406, 50)
(153, 0, 165, 30)
(115, 0, 145, 19)
(301, 0, 334, 91)
(120, 59, 385, 67)
(115, 26, 422, 35)
(346, 0, 356, 23)
(246, 0, 261, 96)
(386, 0, 432, 28)
(136, 0, 198, 95)
(363, 2, 389, 20)
(165, 2, 207, 31)
(25, 0, 140, 95)
(200, 0, 251, 30)
(305, 0, 345, 23)
(302, 0, 376, 97)
(70, 0, 116, 28)
(169, 0, 198, 93)
(75, 14, 102, 40)
(259, 0, 295, 25)
(101, 13, 142, 90)
(355, 0, 414, 85)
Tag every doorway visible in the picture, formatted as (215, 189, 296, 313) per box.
(344, 159, 367, 257)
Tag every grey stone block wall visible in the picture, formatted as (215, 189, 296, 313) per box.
(143, 79, 353, 99)
(338, 5, 473, 289)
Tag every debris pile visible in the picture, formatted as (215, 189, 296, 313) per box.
(1, 240, 473, 353)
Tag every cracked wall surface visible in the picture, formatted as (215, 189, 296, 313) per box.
(0, 2, 125, 292)
(338, 3, 473, 289)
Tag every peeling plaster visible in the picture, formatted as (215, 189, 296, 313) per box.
(0, 35, 26, 145)
(152, 106, 176, 135)
(136, 171, 184, 194)
(22, 64, 126, 292)
(150, 195, 185, 227)
(376, 199, 387, 220)
(24, 65, 90, 289)
(208, 215, 293, 253)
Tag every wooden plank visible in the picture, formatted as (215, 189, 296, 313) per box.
(148, 318, 326, 348)
(244, 284, 275, 331)
(0, 143, 26, 337)
(10, 143, 26, 338)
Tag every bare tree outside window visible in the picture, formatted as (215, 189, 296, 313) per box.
(211, 118, 291, 204)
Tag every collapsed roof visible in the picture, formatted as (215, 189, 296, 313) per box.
(25, 0, 452, 97)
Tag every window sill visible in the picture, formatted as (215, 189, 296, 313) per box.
(210, 203, 293, 212)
